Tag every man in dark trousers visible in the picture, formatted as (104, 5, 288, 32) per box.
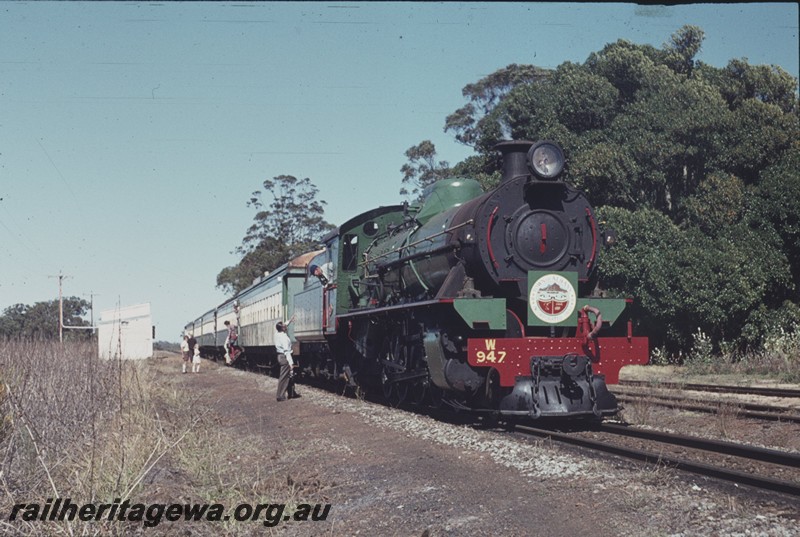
(187, 332, 197, 359)
(224, 320, 239, 364)
(275, 319, 300, 401)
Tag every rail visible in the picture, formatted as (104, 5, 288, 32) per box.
(515, 424, 800, 497)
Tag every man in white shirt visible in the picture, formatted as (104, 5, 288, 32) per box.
(180, 335, 190, 374)
(275, 319, 299, 401)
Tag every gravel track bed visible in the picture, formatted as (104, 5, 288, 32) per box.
(222, 366, 800, 536)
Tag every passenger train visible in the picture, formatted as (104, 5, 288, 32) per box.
(185, 140, 649, 419)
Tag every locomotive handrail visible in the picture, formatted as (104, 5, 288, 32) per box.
(408, 259, 430, 293)
(581, 304, 603, 343)
(360, 219, 474, 267)
(585, 208, 597, 270)
(340, 298, 446, 318)
(486, 206, 500, 271)
(374, 243, 460, 271)
(359, 225, 419, 268)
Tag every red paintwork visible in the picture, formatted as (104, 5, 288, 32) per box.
(467, 336, 649, 386)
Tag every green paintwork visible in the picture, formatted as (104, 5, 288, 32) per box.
(577, 298, 628, 326)
(453, 298, 507, 330)
(414, 178, 483, 225)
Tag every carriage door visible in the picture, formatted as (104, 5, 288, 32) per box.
(324, 240, 341, 336)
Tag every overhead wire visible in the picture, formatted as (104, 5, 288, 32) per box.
(36, 138, 81, 212)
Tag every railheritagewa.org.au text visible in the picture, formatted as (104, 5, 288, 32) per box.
(9, 498, 331, 528)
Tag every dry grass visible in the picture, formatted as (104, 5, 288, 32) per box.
(0, 341, 320, 536)
(682, 329, 800, 383)
(619, 397, 657, 427)
(714, 401, 742, 439)
(685, 354, 800, 383)
(613, 459, 683, 519)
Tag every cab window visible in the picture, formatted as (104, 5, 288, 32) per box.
(343, 234, 358, 272)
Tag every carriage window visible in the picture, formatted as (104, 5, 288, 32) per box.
(343, 234, 358, 272)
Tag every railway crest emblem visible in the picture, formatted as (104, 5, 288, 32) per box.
(529, 273, 576, 324)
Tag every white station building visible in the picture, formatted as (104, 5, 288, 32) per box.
(97, 303, 153, 360)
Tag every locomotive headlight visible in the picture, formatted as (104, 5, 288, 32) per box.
(527, 141, 565, 179)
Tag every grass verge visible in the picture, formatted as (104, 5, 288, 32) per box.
(0, 341, 328, 536)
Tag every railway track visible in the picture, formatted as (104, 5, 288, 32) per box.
(514, 422, 800, 498)
(618, 379, 800, 399)
(611, 380, 800, 423)
(613, 392, 800, 423)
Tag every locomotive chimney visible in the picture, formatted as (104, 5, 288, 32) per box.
(495, 140, 534, 183)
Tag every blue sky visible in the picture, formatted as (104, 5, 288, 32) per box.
(1, 2, 797, 341)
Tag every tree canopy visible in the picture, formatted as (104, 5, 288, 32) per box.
(414, 24, 799, 355)
(0, 297, 91, 341)
(217, 175, 335, 295)
(218, 25, 797, 357)
(399, 140, 452, 202)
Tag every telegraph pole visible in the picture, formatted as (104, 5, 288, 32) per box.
(84, 292, 99, 333)
(49, 271, 70, 343)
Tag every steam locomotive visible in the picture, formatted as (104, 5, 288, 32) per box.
(186, 140, 648, 419)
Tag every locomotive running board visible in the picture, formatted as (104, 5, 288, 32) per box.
(338, 299, 451, 319)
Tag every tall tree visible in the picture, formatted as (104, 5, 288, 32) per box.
(399, 140, 451, 202)
(435, 24, 800, 354)
(444, 64, 551, 150)
(749, 146, 800, 300)
(663, 24, 704, 75)
(217, 175, 335, 295)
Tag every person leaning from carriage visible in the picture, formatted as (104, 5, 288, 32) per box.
(308, 263, 333, 288)
(275, 316, 299, 401)
(224, 320, 239, 365)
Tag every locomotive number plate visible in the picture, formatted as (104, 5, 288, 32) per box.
(470, 339, 507, 364)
